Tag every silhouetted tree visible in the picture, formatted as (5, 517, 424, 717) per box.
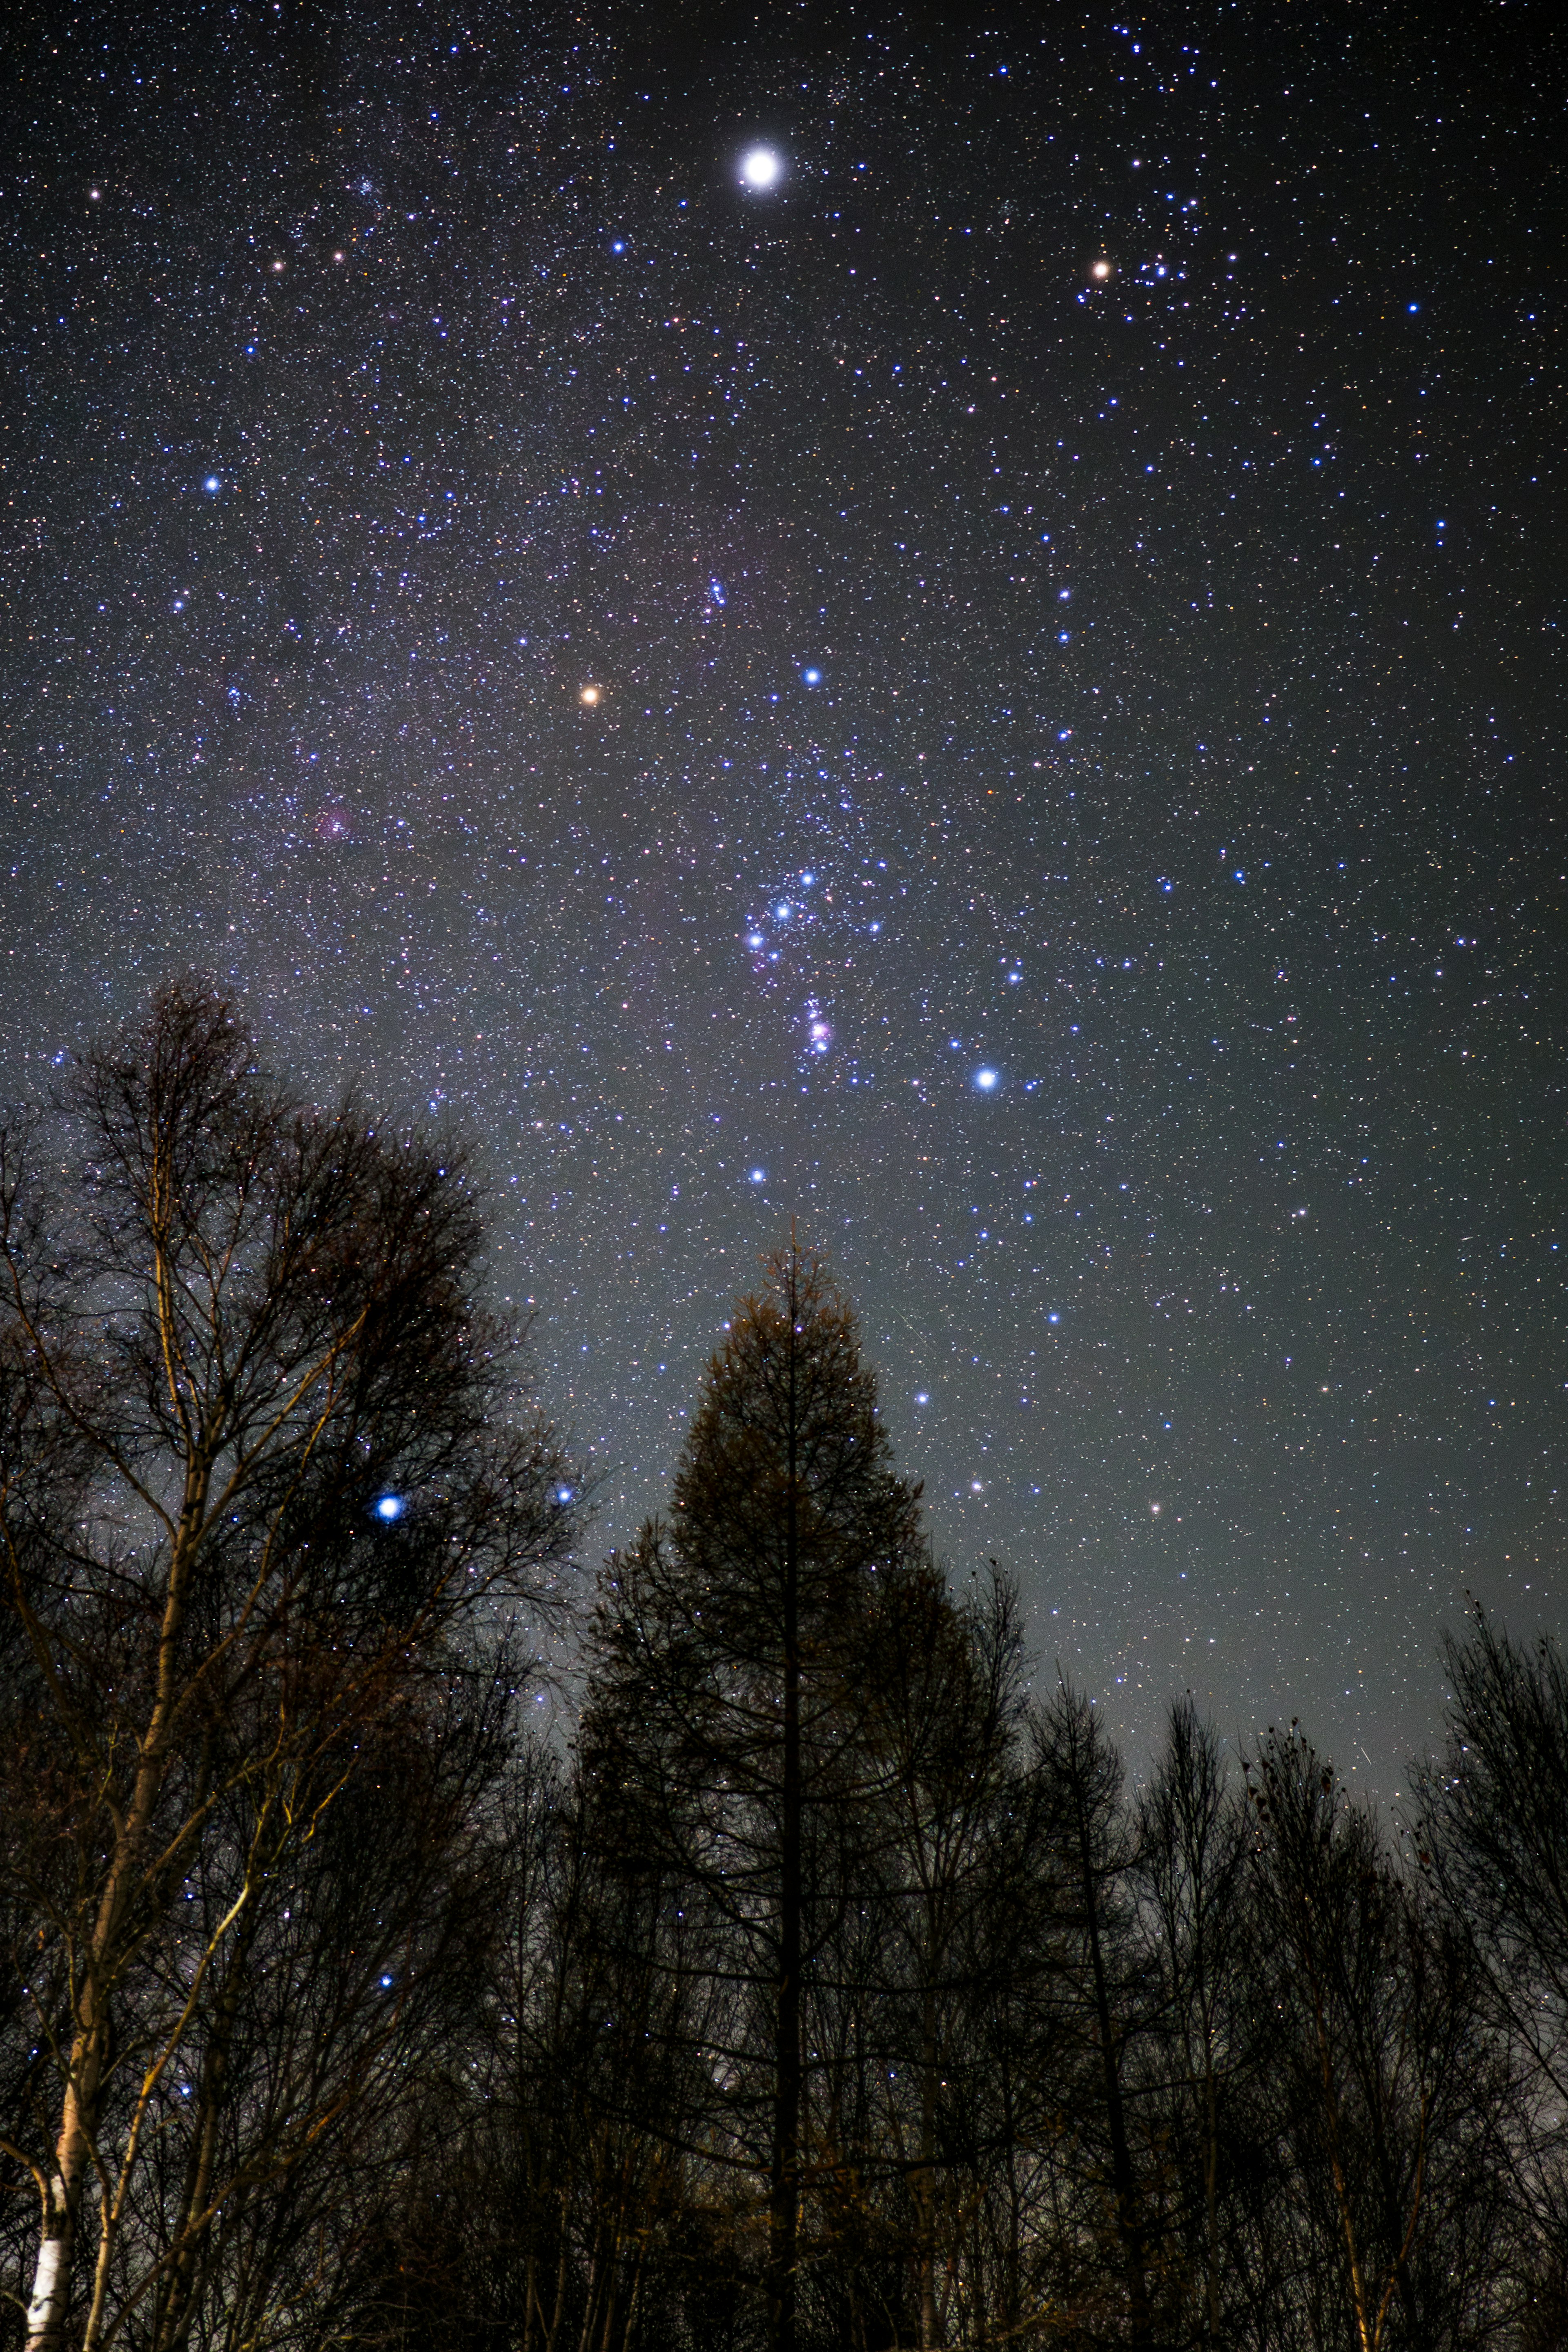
(0, 980, 573, 2352)
(1415, 1606, 1568, 2339)
(1135, 1698, 1248, 2349)
(1029, 1683, 1161, 2352)
(1246, 1727, 1507, 2352)
(855, 1561, 1027, 2348)
(583, 1244, 922, 2352)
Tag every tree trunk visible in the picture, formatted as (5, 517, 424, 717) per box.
(1075, 1798, 1154, 2352)
(27, 1471, 210, 2352)
(541, 2190, 571, 2352)
(1203, 2022, 1221, 2347)
(24, 2157, 83, 2352)
(149, 1911, 255, 2352)
(1000, 2026, 1021, 2343)
(575, 2228, 604, 2352)
(767, 1327, 802, 2352)
(918, 1980, 939, 2350)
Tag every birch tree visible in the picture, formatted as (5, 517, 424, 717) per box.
(0, 980, 573, 2352)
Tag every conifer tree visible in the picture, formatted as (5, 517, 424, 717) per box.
(584, 1243, 922, 2352)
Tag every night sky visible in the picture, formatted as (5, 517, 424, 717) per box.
(4, 0, 1564, 1793)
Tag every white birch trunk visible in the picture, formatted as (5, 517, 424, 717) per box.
(25, 2167, 80, 2352)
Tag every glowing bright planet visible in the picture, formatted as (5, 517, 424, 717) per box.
(579, 684, 601, 706)
(974, 1067, 1000, 1091)
(374, 1494, 406, 1521)
(740, 147, 782, 189)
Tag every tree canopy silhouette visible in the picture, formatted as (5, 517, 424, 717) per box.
(0, 980, 574, 2352)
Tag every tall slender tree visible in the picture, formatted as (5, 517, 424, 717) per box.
(1030, 1682, 1159, 2352)
(1414, 1607, 1568, 2332)
(1136, 1698, 1248, 2349)
(583, 1243, 921, 2352)
(858, 1561, 1027, 2349)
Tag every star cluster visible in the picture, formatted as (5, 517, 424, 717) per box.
(3, 0, 1564, 1786)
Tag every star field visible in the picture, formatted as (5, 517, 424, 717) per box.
(3, 0, 1564, 1789)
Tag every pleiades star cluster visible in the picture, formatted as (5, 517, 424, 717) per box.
(4, 0, 1564, 1791)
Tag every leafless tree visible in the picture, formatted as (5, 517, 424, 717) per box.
(1245, 1727, 1506, 2352)
(1135, 1698, 1249, 2349)
(855, 1561, 1029, 2349)
(1028, 1682, 1163, 2352)
(0, 980, 573, 2352)
(1414, 1607, 1568, 2341)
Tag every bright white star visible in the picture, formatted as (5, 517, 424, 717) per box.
(740, 147, 782, 189)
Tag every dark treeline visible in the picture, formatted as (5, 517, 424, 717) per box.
(4, 990, 1568, 2352)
